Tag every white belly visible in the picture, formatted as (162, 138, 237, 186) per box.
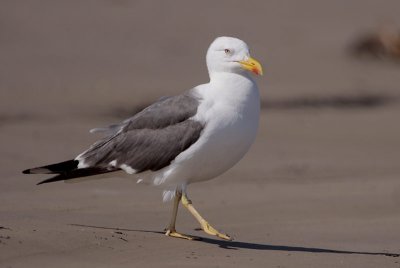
(155, 77, 260, 187)
(186, 105, 259, 182)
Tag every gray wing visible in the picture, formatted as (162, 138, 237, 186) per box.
(90, 92, 200, 135)
(78, 90, 204, 173)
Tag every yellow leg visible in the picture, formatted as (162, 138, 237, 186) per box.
(181, 193, 232, 241)
(165, 191, 199, 240)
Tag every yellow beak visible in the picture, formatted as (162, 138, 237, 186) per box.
(239, 57, 263, 76)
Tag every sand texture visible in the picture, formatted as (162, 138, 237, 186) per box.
(1, 1, 400, 267)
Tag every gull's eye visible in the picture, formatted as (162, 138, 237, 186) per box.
(224, 49, 231, 55)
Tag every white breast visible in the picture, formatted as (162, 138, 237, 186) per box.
(155, 73, 260, 187)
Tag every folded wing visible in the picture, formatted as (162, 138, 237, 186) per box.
(23, 89, 204, 184)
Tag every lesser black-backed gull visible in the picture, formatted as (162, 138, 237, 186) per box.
(23, 36, 263, 240)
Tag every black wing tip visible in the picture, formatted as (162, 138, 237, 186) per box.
(22, 167, 53, 175)
(35, 167, 118, 186)
(36, 175, 65, 185)
(22, 160, 79, 175)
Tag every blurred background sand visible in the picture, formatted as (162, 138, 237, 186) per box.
(1, 1, 400, 267)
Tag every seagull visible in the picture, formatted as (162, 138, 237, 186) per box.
(23, 36, 263, 241)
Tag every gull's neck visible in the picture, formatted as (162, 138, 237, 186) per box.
(202, 71, 259, 107)
(209, 71, 255, 86)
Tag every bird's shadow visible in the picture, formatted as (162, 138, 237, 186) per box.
(69, 224, 399, 257)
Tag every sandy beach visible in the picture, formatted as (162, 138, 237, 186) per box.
(1, 1, 400, 267)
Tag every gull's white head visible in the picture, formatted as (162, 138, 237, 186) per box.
(206, 36, 263, 77)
